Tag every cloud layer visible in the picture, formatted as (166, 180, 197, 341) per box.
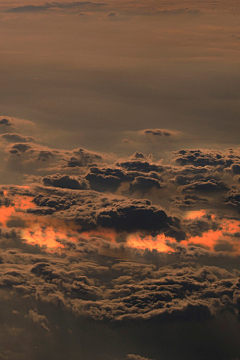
(0, 113, 239, 358)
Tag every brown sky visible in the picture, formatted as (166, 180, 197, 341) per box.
(0, 0, 240, 156)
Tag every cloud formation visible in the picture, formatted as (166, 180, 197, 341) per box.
(0, 115, 240, 359)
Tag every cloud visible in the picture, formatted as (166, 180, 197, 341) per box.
(129, 176, 162, 194)
(7, 1, 107, 13)
(107, 11, 116, 17)
(126, 355, 155, 360)
(1, 115, 240, 358)
(0, 133, 35, 143)
(27, 309, 50, 331)
(7, 4, 51, 13)
(27, 187, 184, 237)
(181, 178, 228, 193)
(157, 8, 201, 16)
(0, 116, 36, 135)
(0, 119, 11, 127)
(42, 173, 89, 190)
(0, 183, 240, 359)
(173, 149, 236, 168)
(1, 0, 240, 355)
(141, 129, 177, 137)
(3, 142, 107, 176)
(225, 187, 240, 209)
(116, 159, 165, 173)
(86, 167, 125, 192)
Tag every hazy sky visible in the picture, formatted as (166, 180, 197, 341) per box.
(1, 1, 240, 360)
(1, 0, 240, 155)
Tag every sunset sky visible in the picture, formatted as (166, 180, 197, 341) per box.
(1, 1, 240, 360)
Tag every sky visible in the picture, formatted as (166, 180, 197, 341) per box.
(1, 1, 240, 359)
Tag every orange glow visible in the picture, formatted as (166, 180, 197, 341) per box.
(126, 233, 175, 253)
(20, 218, 80, 251)
(14, 195, 34, 210)
(0, 192, 78, 251)
(0, 195, 35, 227)
(0, 206, 16, 226)
(21, 225, 65, 250)
(183, 215, 240, 253)
(184, 209, 206, 220)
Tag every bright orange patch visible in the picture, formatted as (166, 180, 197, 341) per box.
(126, 233, 174, 252)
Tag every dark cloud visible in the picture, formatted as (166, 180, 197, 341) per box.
(181, 178, 228, 193)
(42, 173, 89, 190)
(0, 119, 11, 127)
(171, 194, 210, 209)
(85, 163, 163, 194)
(85, 167, 127, 192)
(7, 1, 107, 13)
(0, 133, 35, 143)
(7, 4, 51, 13)
(30, 187, 184, 237)
(96, 200, 180, 234)
(66, 148, 104, 168)
(107, 11, 116, 17)
(231, 164, 240, 175)
(142, 129, 176, 137)
(129, 176, 162, 193)
(225, 187, 240, 209)
(173, 149, 237, 168)
(183, 216, 218, 237)
(116, 160, 165, 173)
